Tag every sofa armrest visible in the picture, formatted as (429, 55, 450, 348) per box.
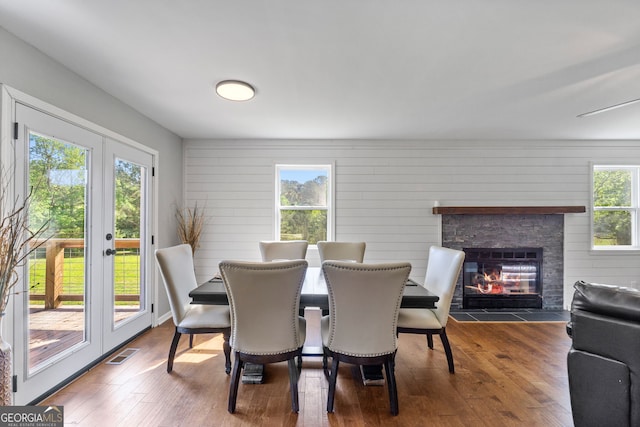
(572, 281, 640, 321)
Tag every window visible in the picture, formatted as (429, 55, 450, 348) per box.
(276, 164, 332, 244)
(592, 165, 640, 249)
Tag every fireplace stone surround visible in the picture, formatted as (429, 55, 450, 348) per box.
(440, 213, 565, 310)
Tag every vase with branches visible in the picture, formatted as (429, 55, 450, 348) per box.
(0, 175, 49, 405)
(176, 202, 206, 255)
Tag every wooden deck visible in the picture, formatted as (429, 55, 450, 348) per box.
(29, 305, 140, 369)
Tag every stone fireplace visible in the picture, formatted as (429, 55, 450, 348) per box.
(462, 247, 543, 309)
(434, 206, 585, 310)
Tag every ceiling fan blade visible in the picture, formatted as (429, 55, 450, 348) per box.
(577, 97, 640, 118)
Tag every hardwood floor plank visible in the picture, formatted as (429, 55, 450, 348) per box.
(39, 319, 575, 426)
(301, 374, 326, 427)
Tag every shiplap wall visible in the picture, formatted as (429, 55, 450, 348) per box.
(184, 139, 640, 309)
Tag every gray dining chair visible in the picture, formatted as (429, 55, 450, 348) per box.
(219, 259, 308, 414)
(396, 246, 465, 373)
(317, 241, 366, 263)
(321, 260, 411, 415)
(259, 240, 308, 261)
(155, 244, 231, 374)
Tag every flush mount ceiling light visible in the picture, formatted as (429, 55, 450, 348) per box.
(215, 80, 255, 101)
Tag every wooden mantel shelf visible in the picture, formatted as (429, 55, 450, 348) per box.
(432, 206, 586, 215)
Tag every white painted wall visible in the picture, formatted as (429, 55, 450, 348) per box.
(185, 139, 640, 309)
(0, 26, 183, 318)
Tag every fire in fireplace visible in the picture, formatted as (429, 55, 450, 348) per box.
(462, 248, 543, 309)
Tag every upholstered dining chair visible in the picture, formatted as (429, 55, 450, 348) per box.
(321, 260, 411, 415)
(317, 241, 366, 263)
(396, 246, 465, 373)
(155, 244, 231, 374)
(259, 240, 308, 261)
(219, 259, 308, 414)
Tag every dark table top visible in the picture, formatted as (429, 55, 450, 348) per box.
(190, 267, 438, 310)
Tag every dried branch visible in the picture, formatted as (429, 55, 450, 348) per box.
(0, 182, 49, 313)
(176, 202, 206, 255)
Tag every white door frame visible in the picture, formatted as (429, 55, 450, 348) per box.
(0, 84, 159, 404)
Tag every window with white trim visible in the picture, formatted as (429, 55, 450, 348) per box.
(592, 165, 640, 249)
(276, 164, 332, 244)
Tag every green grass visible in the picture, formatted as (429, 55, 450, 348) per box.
(594, 237, 622, 246)
(29, 252, 140, 306)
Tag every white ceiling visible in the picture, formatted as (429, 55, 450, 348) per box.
(1, 0, 640, 140)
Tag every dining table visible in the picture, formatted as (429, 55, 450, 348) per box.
(189, 266, 439, 385)
(190, 267, 439, 311)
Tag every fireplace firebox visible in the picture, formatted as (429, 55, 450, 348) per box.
(462, 248, 543, 309)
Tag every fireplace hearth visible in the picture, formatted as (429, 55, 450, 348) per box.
(462, 248, 542, 309)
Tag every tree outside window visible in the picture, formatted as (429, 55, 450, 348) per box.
(592, 166, 638, 248)
(276, 165, 332, 244)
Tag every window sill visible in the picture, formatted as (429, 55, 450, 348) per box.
(590, 247, 640, 254)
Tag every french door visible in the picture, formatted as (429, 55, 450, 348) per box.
(102, 138, 153, 351)
(11, 103, 154, 404)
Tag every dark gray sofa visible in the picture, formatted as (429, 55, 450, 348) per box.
(567, 280, 640, 427)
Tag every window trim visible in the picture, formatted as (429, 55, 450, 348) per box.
(274, 163, 334, 245)
(591, 163, 640, 251)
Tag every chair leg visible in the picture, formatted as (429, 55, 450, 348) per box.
(228, 354, 243, 413)
(327, 357, 340, 413)
(384, 357, 399, 416)
(322, 349, 330, 380)
(440, 329, 455, 374)
(288, 359, 300, 413)
(222, 330, 231, 374)
(167, 329, 182, 373)
(189, 334, 194, 348)
(426, 333, 434, 349)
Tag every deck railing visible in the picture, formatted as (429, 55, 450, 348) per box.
(29, 238, 141, 309)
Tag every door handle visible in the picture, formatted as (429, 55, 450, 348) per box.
(105, 248, 116, 256)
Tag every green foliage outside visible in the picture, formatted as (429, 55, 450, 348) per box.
(280, 175, 327, 207)
(593, 169, 632, 246)
(29, 136, 142, 239)
(28, 135, 143, 302)
(280, 175, 328, 244)
(280, 210, 327, 244)
(29, 135, 87, 237)
(114, 160, 142, 238)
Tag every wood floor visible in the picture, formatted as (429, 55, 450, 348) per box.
(40, 317, 574, 426)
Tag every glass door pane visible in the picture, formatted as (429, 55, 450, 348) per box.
(27, 133, 89, 373)
(112, 158, 145, 326)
